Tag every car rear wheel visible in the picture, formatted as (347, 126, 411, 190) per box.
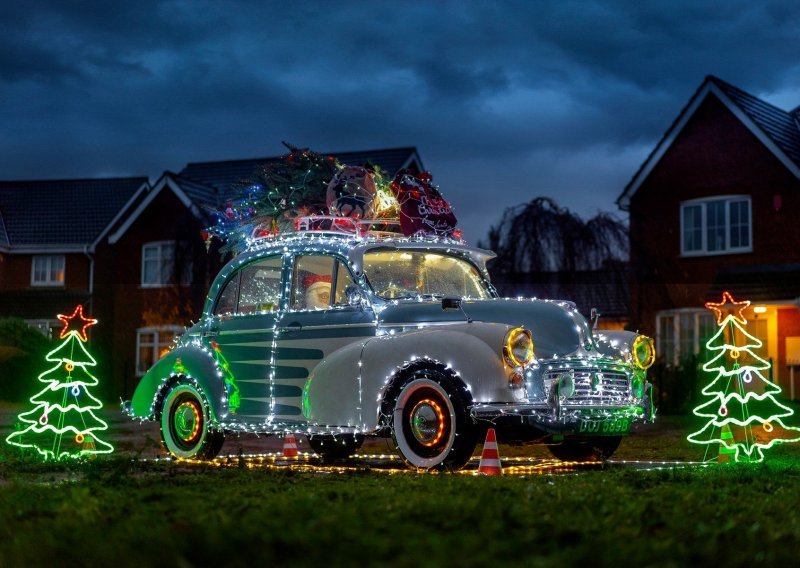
(307, 434, 365, 461)
(391, 370, 477, 470)
(547, 436, 622, 462)
(160, 382, 225, 460)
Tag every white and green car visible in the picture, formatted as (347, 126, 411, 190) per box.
(125, 228, 655, 469)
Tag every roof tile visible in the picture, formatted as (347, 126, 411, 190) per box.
(0, 177, 147, 246)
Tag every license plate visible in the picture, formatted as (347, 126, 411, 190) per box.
(576, 417, 631, 435)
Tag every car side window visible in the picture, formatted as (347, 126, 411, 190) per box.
(214, 256, 282, 316)
(238, 257, 283, 314)
(214, 272, 240, 316)
(292, 256, 334, 311)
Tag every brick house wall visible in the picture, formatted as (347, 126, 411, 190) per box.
(101, 187, 221, 398)
(629, 94, 800, 337)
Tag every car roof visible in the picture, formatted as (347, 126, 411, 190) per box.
(231, 232, 496, 275)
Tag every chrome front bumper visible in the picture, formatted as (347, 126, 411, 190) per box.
(470, 383, 655, 434)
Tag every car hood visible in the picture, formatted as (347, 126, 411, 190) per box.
(376, 298, 593, 358)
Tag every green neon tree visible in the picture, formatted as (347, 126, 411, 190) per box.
(688, 292, 800, 462)
(210, 340, 240, 415)
(5, 306, 114, 461)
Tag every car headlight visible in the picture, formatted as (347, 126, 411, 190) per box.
(632, 335, 655, 370)
(503, 327, 534, 367)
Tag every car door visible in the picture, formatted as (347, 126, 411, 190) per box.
(272, 253, 377, 425)
(203, 254, 285, 423)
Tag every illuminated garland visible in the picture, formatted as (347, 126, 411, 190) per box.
(210, 340, 240, 414)
(687, 292, 800, 462)
(5, 306, 114, 461)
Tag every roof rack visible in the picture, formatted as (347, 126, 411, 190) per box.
(292, 215, 403, 239)
(248, 215, 464, 246)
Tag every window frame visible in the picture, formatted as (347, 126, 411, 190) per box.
(655, 308, 716, 365)
(140, 240, 176, 288)
(30, 255, 65, 287)
(135, 325, 182, 376)
(679, 195, 753, 257)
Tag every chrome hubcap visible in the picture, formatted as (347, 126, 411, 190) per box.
(410, 399, 444, 446)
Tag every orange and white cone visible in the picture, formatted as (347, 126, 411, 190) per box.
(283, 434, 298, 458)
(478, 428, 502, 476)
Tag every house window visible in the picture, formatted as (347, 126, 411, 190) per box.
(25, 319, 57, 338)
(656, 309, 716, 364)
(680, 196, 751, 256)
(136, 326, 181, 375)
(141, 241, 191, 287)
(31, 255, 65, 286)
(142, 242, 174, 287)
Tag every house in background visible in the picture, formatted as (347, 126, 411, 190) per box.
(618, 75, 800, 398)
(0, 177, 149, 333)
(0, 147, 423, 399)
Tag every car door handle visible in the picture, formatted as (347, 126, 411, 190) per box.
(279, 321, 303, 334)
(204, 328, 219, 337)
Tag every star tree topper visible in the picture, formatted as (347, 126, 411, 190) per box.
(57, 305, 98, 342)
(705, 291, 750, 325)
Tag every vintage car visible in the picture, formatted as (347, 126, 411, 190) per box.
(125, 223, 655, 469)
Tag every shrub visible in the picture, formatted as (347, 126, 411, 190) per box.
(0, 318, 52, 401)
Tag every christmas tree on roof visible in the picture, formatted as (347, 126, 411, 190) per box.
(203, 142, 458, 253)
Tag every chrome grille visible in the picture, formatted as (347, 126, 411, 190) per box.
(544, 367, 631, 403)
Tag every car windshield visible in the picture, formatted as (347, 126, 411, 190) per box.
(363, 250, 492, 300)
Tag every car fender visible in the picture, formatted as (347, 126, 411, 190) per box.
(130, 344, 226, 422)
(359, 323, 511, 431)
(593, 329, 640, 361)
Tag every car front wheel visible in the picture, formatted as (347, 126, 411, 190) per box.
(160, 382, 225, 460)
(392, 370, 477, 470)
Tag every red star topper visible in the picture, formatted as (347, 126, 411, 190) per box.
(57, 305, 98, 341)
(705, 291, 750, 325)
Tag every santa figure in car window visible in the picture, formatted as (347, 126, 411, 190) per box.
(303, 274, 331, 310)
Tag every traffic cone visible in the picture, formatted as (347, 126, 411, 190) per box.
(478, 428, 502, 475)
(718, 424, 736, 463)
(283, 434, 298, 458)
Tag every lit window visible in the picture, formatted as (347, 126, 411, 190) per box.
(680, 197, 751, 256)
(31, 255, 65, 286)
(656, 310, 718, 364)
(136, 327, 181, 375)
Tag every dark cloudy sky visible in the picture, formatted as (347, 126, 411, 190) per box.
(3, 1, 800, 243)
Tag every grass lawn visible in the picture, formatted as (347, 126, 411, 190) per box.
(1, 415, 800, 566)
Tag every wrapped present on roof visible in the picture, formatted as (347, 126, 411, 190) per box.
(204, 143, 460, 252)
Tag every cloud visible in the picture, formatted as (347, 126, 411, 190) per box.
(2, 1, 800, 242)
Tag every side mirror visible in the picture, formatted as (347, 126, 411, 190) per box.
(345, 284, 366, 308)
(590, 307, 601, 330)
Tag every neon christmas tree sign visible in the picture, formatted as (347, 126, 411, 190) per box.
(5, 305, 114, 461)
(688, 292, 800, 462)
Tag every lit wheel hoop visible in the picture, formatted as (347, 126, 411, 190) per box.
(160, 382, 223, 459)
(393, 377, 457, 468)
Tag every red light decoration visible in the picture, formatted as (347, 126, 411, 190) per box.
(57, 305, 98, 342)
(704, 291, 750, 325)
